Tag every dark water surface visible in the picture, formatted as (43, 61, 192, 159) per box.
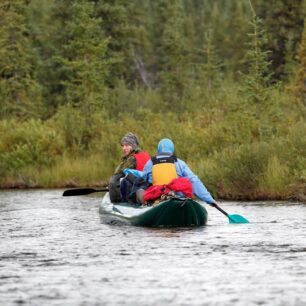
(0, 190, 306, 306)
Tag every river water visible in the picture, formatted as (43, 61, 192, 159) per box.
(0, 189, 305, 306)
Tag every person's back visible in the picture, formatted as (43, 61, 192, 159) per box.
(140, 138, 216, 205)
(109, 132, 150, 202)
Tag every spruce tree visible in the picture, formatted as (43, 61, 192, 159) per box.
(153, 0, 189, 109)
(50, 0, 109, 150)
(94, 0, 134, 86)
(289, 22, 306, 105)
(240, 2, 273, 108)
(26, 0, 60, 116)
(194, 1, 250, 78)
(252, 0, 305, 81)
(126, 0, 153, 88)
(197, 29, 223, 94)
(223, 1, 250, 74)
(0, 0, 42, 119)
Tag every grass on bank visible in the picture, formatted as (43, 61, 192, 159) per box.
(27, 154, 111, 188)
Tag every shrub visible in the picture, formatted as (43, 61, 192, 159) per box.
(0, 119, 64, 177)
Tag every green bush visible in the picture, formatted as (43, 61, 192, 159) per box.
(0, 119, 64, 177)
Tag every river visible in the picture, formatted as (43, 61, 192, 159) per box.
(0, 189, 305, 306)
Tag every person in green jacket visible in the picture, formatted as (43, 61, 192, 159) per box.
(109, 132, 150, 202)
(114, 132, 141, 174)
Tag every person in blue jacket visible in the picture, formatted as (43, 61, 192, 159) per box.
(139, 138, 217, 205)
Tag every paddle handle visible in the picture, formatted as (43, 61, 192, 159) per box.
(95, 188, 109, 192)
(211, 203, 229, 217)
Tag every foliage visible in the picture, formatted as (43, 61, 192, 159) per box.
(239, 3, 273, 110)
(252, 0, 306, 80)
(0, 1, 305, 199)
(0, 119, 64, 178)
(52, 0, 110, 149)
(0, 0, 42, 119)
(288, 22, 306, 104)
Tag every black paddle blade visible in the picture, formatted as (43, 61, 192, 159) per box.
(62, 188, 108, 196)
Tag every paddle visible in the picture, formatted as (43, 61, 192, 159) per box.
(211, 203, 249, 224)
(62, 187, 108, 196)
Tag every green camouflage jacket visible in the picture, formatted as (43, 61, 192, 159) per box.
(114, 148, 142, 174)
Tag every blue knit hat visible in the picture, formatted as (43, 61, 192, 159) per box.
(157, 138, 174, 154)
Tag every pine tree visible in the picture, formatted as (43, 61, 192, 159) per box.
(126, 0, 153, 88)
(223, 1, 250, 74)
(240, 1, 273, 107)
(289, 22, 306, 105)
(50, 0, 109, 150)
(26, 0, 60, 116)
(194, 0, 250, 78)
(94, 0, 134, 87)
(252, 0, 305, 81)
(197, 29, 223, 94)
(0, 0, 42, 119)
(153, 0, 189, 109)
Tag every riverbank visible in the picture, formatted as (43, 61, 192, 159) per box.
(1, 181, 305, 203)
(1, 87, 305, 204)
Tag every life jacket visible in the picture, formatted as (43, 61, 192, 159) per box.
(152, 154, 178, 185)
(133, 151, 150, 171)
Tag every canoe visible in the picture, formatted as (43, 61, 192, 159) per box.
(99, 192, 208, 227)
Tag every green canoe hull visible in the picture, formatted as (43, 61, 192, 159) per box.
(99, 193, 208, 227)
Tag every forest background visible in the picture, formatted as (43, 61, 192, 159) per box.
(0, 0, 305, 201)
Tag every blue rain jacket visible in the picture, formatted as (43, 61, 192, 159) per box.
(142, 158, 215, 204)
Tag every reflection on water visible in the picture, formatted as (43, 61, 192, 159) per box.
(0, 190, 306, 306)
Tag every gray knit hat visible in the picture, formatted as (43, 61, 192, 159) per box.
(121, 132, 139, 150)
